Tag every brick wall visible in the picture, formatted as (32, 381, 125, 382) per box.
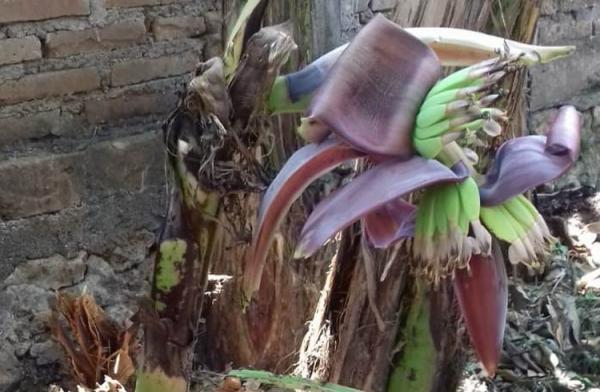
(0, 0, 220, 389)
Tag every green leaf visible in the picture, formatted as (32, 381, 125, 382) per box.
(228, 369, 362, 392)
(223, 0, 269, 80)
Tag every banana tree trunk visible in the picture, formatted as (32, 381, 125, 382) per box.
(135, 65, 225, 392)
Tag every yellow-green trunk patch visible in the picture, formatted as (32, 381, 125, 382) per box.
(155, 239, 187, 292)
(135, 368, 187, 392)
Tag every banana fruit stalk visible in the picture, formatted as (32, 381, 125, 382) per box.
(405, 27, 575, 66)
(413, 58, 512, 159)
(480, 195, 554, 268)
(412, 177, 491, 283)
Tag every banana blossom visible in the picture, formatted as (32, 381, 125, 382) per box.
(246, 15, 581, 376)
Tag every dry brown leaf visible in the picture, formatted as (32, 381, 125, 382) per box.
(51, 293, 137, 388)
(108, 331, 136, 384)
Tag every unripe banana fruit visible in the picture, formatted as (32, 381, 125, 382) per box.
(413, 57, 515, 158)
(480, 195, 554, 267)
(412, 178, 492, 283)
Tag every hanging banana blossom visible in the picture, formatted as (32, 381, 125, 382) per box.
(247, 14, 580, 377)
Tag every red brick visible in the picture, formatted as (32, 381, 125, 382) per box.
(106, 0, 179, 8)
(0, 153, 83, 220)
(110, 53, 197, 86)
(151, 16, 206, 40)
(85, 91, 178, 123)
(0, 68, 100, 105)
(46, 19, 147, 57)
(0, 0, 90, 23)
(0, 37, 42, 65)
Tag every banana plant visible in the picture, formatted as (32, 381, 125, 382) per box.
(246, 14, 581, 378)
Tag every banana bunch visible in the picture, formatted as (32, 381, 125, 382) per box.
(480, 195, 554, 268)
(412, 177, 491, 283)
(413, 58, 512, 159)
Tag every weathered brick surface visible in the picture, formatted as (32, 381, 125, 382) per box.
(85, 132, 164, 194)
(0, 110, 60, 145)
(0, 68, 100, 105)
(529, 31, 600, 112)
(111, 53, 197, 86)
(541, 0, 594, 15)
(529, 0, 599, 189)
(85, 91, 178, 123)
(0, 0, 219, 388)
(0, 153, 83, 220)
(371, 0, 397, 11)
(0, 132, 163, 220)
(593, 106, 600, 129)
(204, 33, 223, 58)
(0, 37, 42, 66)
(152, 16, 207, 40)
(46, 19, 147, 57)
(537, 15, 593, 42)
(0, 0, 90, 23)
(106, 0, 179, 7)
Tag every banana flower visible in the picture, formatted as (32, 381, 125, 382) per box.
(246, 15, 581, 376)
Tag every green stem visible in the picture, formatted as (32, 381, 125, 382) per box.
(387, 282, 437, 392)
(268, 75, 310, 114)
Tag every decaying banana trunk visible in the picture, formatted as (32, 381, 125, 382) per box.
(136, 2, 301, 390)
(135, 58, 228, 392)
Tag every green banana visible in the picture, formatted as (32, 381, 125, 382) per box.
(433, 187, 449, 236)
(416, 100, 471, 129)
(412, 57, 512, 159)
(415, 119, 451, 139)
(416, 104, 449, 129)
(503, 196, 536, 230)
(420, 86, 479, 107)
(421, 74, 499, 108)
(444, 184, 461, 230)
(414, 180, 488, 276)
(413, 135, 444, 159)
(425, 60, 493, 97)
(414, 189, 433, 243)
(516, 194, 541, 218)
(457, 204, 470, 234)
(480, 205, 520, 243)
(413, 187, 438, 263)
(496, 204, 527, 239)
(481, 196, 555, 266)
(457, 177, 480, 222)
(457, 177, 491, 255)
(415, 117, 484, 141)
(446, 183, 468, 259)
